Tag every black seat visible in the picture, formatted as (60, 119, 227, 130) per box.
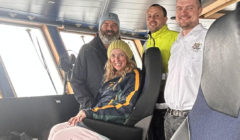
(0, 94, 79, 139)
(82, 47, 163, 140)
(172, 8, 240, 140)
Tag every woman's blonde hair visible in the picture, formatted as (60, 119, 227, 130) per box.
(103, 58, 137, 82)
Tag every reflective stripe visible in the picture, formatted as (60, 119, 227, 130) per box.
(155, 103, 168, 109)
(144, 42, 147, 51)
(113, 78, 122, 90)
(92, 105, 114, 112)
(162, 73, 168, 80)
(108, 99, 114, 105)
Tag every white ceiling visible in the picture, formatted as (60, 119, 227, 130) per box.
(0, 0, 238, 37)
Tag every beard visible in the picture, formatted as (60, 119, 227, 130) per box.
(99, 29, 120, 45)
(149, 25, 161, 33)
(148, 21, 161, 33)
(179, 22, 193, 30)
(178, 17, 197, 30)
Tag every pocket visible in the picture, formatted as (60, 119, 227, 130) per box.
(191, 50, 203, 62)
(191, 50, 203, 77)
(182, 58, 202, 77)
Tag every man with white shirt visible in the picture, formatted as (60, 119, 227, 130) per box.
(164, 0, 207, 139)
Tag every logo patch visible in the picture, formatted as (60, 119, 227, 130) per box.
(192, 43, 202, 52)
(107, 82, 115, 89)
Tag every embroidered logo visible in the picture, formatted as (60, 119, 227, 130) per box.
(192, 43, 202, 52)
(107, 82, 115, 89)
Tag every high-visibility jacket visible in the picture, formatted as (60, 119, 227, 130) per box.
(143, 25, 178, 73)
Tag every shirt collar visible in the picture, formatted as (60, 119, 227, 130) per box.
(178, 24, 205, 40)
(151, 24, 169, 38)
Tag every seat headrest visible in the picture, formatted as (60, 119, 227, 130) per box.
(201, 9, 240, 117)
(124, 47, 162, 125)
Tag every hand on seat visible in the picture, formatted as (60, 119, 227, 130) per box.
(68, 110, 86, 126)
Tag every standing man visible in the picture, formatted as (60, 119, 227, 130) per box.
(145, 4, 178, 140)
(164, 0, 207, 139)
(145, 4, 178, 75)
(71, 13, 120, 110)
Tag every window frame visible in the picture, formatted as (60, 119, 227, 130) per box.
(0, 55, 17, 97)
(59, 30, 95, 57)
(122, 38, 143, 69)
(0, 20, 64, 97)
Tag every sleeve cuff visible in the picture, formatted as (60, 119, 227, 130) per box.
(83, 108, 93, 118)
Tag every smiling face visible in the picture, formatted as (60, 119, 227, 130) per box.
(110, 48, 128, 71)
(99, 20, 120, 45)
(176, 0, 202, 34)
(146, 6, 168, 33)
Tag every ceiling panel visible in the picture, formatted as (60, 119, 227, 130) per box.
(106, 0, 180, 32)
(60, 0, 103, 6)
(222, 2, 237, 11)
(0, 0, 46, 5)
(110, 0, 177, 5)
(0, 0, 235, 38)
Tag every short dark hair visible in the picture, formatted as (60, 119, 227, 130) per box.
(176, 0, 202, 8)
(197, 0, 202, 8)
(150, 4, 167, 17)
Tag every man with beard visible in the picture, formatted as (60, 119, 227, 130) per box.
(71, 13, 120, 110)
(145, 4, 178, 140)
(144, 4, 178, 75)
(164, 0, 207, 139)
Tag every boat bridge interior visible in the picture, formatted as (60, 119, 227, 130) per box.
(0, 0, 239, 140)
(0, 0, 238, 97)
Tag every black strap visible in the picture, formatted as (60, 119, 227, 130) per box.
(148, 31, 155, 47)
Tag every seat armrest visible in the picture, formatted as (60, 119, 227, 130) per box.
(82, 118, 142, 140)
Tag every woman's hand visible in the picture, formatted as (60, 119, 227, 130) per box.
(68, 110, 86, 126)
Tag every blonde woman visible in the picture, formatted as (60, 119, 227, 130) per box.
(48, 40, 142, 140)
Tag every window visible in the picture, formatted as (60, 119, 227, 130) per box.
(60, 32, 142, 68)
(122, 39, 142, 69)
(0, 24, 63, 97)
(60, 31, 94, 57)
